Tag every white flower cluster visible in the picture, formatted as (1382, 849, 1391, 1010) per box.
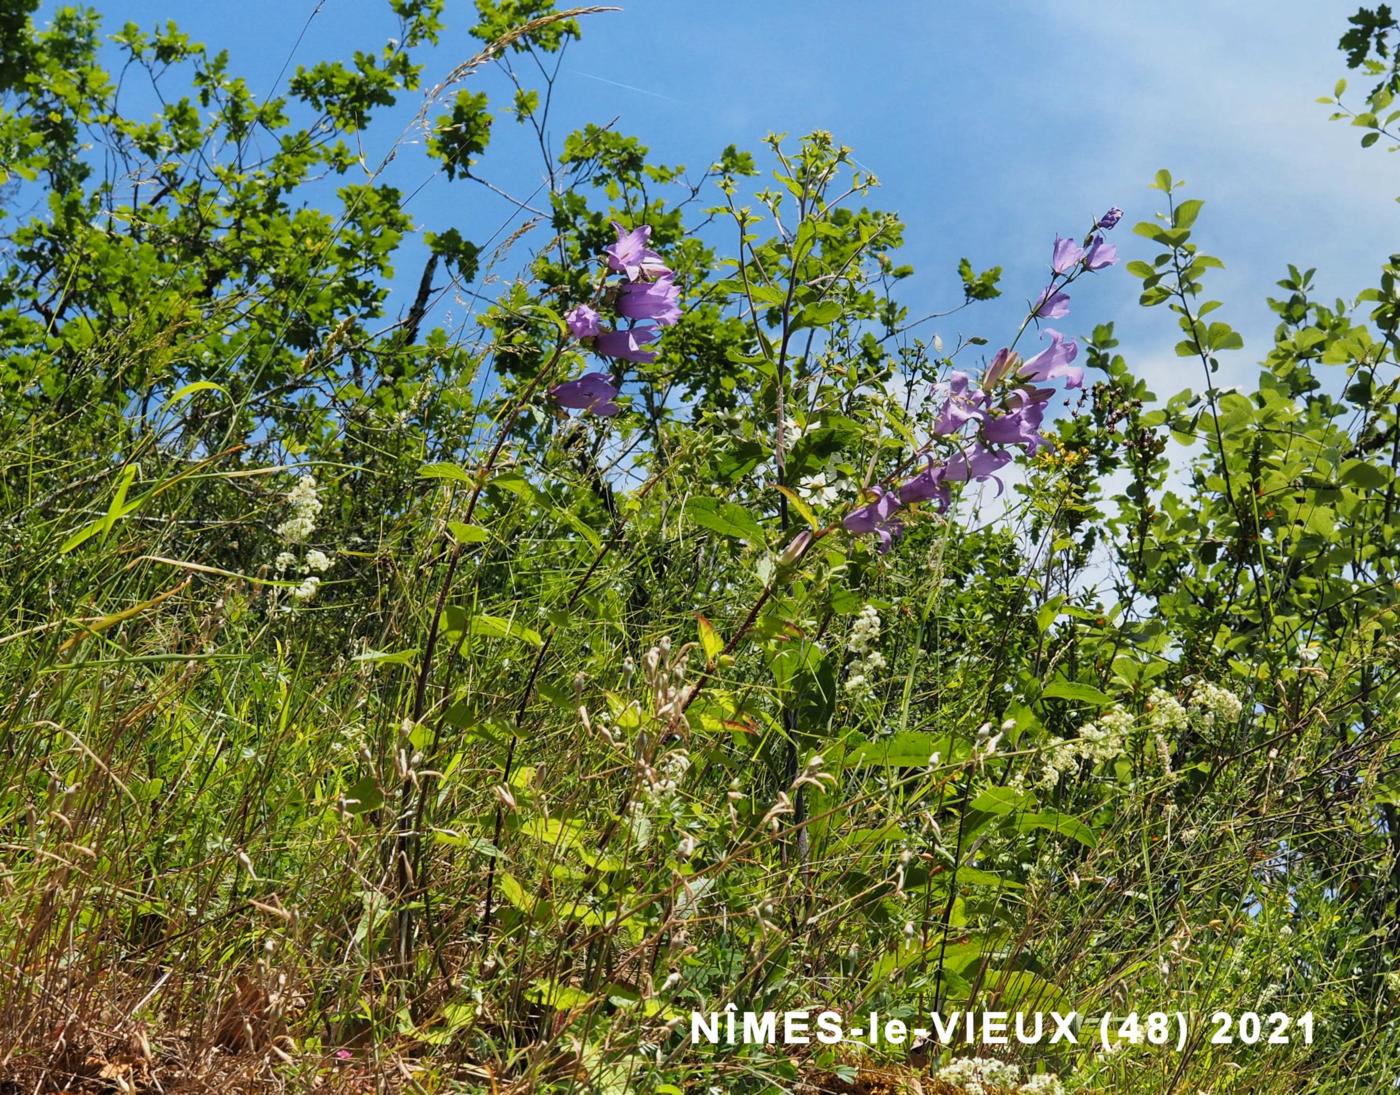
(271, 475, 333, 606)
(643, 749, 691, 811)
(1041, 682, 1244, 789)
(1188, 680, 1243, 728)
(844, 604, 887, 698)
(934, 1057, 1064, 1095)
(276, 474, 322, 544)
(1040, 706, 1134, 789)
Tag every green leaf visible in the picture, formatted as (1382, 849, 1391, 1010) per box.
(696, 614, 724, 661)
(343, 775, 384, 815)
(845, 732, 962, 768)
(1041, 680, 1114, 706)
(419, 462, 475, 484)
(1172, 198, 1205, 230)
(526, 978, 593, 1011)
(792, 300, 842, 329)
(1015, 811, 1097, 847)
(468, 613, 544, 647)
(969, 786, 1031, 815)
(519, 816, 585, 849)
(447, 521, 489, 544)
(684, 496, 766, 543)
(774, 484, 820, 530)
(497, 872, 531, 911)
(1341, 459, 1387, 490)
(953, 866, 1024, 890)
(957, 257, 1002, 301)
(352, 648, 419, 665)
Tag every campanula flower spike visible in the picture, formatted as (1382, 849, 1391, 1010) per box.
(841, 207, 1119, 552)
(552, 223, 673, 415)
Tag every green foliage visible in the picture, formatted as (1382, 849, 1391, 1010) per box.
(958, 256, 1004, 301)
(0, 4, 1397, 1094)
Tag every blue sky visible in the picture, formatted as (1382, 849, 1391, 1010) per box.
(30, 0, 1400, 400)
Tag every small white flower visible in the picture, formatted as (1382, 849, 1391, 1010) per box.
(304, 549, 332, 573)
(291, 575, 321, 603)
(273, 551, 296, 572)
(275, 474, 322, 545)
(796, 472, 840, 507)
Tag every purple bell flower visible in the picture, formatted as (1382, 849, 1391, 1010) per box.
(566, 303, 600, 339)
(617, 274, 681, 327)
(605, 222, 671, 282)
(981, 397, 1049, 453)
(1019, 328, 1083, 389)
(932, 371, 986, 434)
(981, 348, 1023, 392)
(1033, 285, 1071, 320)
(941, 443, 1012, 485)
(1052, 235, 1085, 274)
(1084, 235, 1118, 272)
(594, 325, 660, 363)
(1097, 207, 1124, 230)
(898, 462, 951, 510)
(551, 372, 621, 417)
(843, 486, 904, 553)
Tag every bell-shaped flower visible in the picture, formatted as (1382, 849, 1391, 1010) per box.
(941, 443, 1012, 485)
(932, 371, 986, 434)
(1084, 235, 1118, 271)
(1033, 285, 1070, 320)
(981, 348, 1023, 392)
(898, 461, 950, 510)
(1052, 235, 1085, 274)
(1019, 328, 1083, 389)
(605, 222, 671, 281)
(594, 325, 660, 363)
(617, 274, 681, 327)
(566, 303, 600, 339)
(551, 372, 621, 417)
(1097, 207, 1124, 230)
(843, 486, 904, 553)
(981, 395, 1049, 453)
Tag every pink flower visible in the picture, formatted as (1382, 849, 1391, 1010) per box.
(898, 462, 951, 510)
(932, 372, 986, 434)
(843, 486, 904, 553)
(617, 274, 681, 327)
